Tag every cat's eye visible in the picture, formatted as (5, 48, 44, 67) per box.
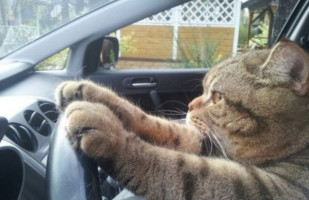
(213, 91, 223, 104)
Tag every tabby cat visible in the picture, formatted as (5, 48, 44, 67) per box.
(56, 40, 309, 199)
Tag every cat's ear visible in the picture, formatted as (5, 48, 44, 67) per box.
(262, 40, 309, 96)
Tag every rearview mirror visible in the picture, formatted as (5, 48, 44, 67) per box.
(101, 36, 119, 69)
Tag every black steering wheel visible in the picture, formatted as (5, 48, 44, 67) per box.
(47, 117, 144, 200)
(47, 118, 101, 200)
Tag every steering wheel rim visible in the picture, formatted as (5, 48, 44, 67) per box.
(47, 117, 101, 200)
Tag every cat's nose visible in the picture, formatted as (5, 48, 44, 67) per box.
(188, 102, 195, 111)
(188, 96, 206, 111)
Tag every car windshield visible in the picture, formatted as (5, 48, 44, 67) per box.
(0, 0, 117, 58)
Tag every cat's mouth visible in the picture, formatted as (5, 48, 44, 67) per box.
(186, 113, 219, 143)
(187, 113, 232, 158)
(186, 113, 208, 132)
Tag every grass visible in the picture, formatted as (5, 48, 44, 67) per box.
(176, 29, 228, 69)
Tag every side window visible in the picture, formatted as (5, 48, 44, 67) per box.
(111, 0, 298, 70)
(114, 0, 241, 70)
(35, 48, 70, 71)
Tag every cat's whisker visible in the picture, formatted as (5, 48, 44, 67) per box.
(209, 139, 213, 156)
(183, 78, 202, 85)
(198, 120, 218, 155)
(191, 84, 203, 92)
(154, 109, 187, 117)
(211, 133, 230, 161)
(175, 107, 188, 115)
(208, 134, 221, 153)
(157, 100, 189, 109)
(201, 119, 229, 161)
(156, 109, 186, 114)
(203, 136, 213, 156)
(210, 133, 233, 176)
(184, 78, 203, 92)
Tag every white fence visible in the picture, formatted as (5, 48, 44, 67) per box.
(137, 0, 240, 27)
(127, 0, 242, 58)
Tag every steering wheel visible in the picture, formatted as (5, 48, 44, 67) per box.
(47, 116, 146, 200)
(47, 117, 138, 200)
(47, 118, 102, 200)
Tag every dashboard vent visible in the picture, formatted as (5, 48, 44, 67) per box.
(38, 101, 59, 123)
(24, 110, 51, 136)
(6, 123, 37, 152)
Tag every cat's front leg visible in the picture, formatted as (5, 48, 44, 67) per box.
(63, 101, 200, 199)
(56, 80, 204, 154)
(64, 102, 295, 200)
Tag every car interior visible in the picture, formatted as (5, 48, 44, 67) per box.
(0, 0, 308, 199)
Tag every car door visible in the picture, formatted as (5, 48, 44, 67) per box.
(80, 31, 207, 119)
(88, 68, 205, 119)
(80, 36, 207, 119)
(82, 0, 244, 119)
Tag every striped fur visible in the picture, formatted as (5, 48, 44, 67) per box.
(56, 40, 309, 199)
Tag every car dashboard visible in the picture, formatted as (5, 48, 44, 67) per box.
(1, 97, 58, 163)
(0, 95, 146, 200)
(0, 96, 58, 199)
(0, 60, 150, 199)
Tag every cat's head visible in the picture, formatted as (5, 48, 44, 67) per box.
(187, 41, 309, 164)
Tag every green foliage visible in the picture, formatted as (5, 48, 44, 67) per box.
(109, 50, 115, 63)
(120, 32, 137, 53)
(249, 22, 268, 49)
(35, 48, 69, 71)
(238, 23, 248, 48)
(109, 32, 136, 53)
(176, 32, 227, 69)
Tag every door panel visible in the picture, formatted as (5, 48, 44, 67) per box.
(87, 69, 206, 119)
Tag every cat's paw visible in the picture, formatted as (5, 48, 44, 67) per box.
(55, 80, 93, 110)
(64, 101, 123, 158)
(55, 80, 118, 111)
